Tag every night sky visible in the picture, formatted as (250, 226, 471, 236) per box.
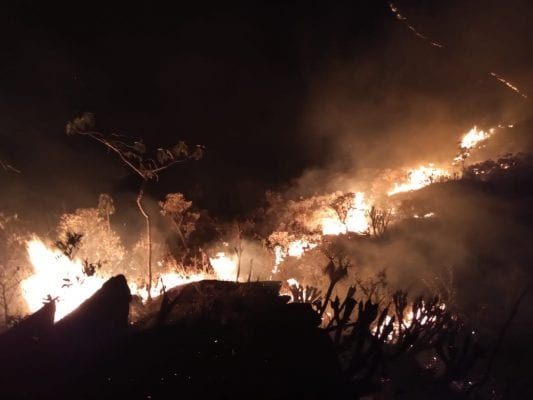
(1, 0, 532, 222)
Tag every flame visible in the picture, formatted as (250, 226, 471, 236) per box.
(373, 302, 446, 342)
(388, 165, 450, 196)
(272, 240, 318, 274)
(321, 192, 370, 235)
(18, 123, 509, 321)
(279, 278, 301, 302)
(460, 126, 492, 150)
(272, 245, 285, 274)
(286, 278, 299, 287)
(209, 252, 238, 281)
(288, 239, 318, 257)
(131, 271, 209, 302)
(414, 212, 435, 219)
(21, 238, 108, 321)
(21, 238, 213, 321)
(321, 217, 347, 235)
(345, 192, 370, 233)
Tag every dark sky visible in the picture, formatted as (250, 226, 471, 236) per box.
(1, 0, 532, 222)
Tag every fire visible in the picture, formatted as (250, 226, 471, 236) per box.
(21, 238, 213, 321)
(388, 165, 450, 196)
(21, 238, 108, 321)
(344, 192, 370, 233)
(321, 216, 347, 235)
(209, 252, 238, 281)
(460, 126, 492, 150)
(17, 123, 509, 322)
(373, 302, 447, 342)
(414, 212, 435, 219)
(131, 271, 209, 302)
(272, 246, 285, 274)
(272, 240, 318, 274)
(288, 239, 318, 257)
(279, 278, 300, 302)
(321, 192, 370, 235)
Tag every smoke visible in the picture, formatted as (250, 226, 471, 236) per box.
(1, 1, 533, 324)
(284, 0, 533, 200)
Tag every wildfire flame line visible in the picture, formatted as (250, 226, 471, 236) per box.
(388, 1, 444, 48)
(490, 72, 528, 99)
(388, 3, 528, 101)
(388, 165, 450, 196)
(19, 122, 512, 322)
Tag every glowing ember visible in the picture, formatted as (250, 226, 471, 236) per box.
(209, 252, 238, 281)
(373, 302, 447, 342)
(388, 165, 450, 196)
(460, 126, 492, 150)
(21, 238, 108, 321)
(414, 212, 436, 219)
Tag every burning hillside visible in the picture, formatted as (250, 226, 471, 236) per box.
(2, 2, 533, 398)
(2, 121, 523, 329)
(0, 114, 530, 400)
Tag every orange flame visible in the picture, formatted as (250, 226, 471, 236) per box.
(388, 165, 450, 196)
(21, 238, 108, 321)
(209, 252, 238, 281)
(460, 126, 492, 150)
(321, 192, 370, 235)
(21, 238, 212, 321)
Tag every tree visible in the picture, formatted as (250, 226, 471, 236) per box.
(330, 192, 356, 226)
(57, 205, 126, 274)
(0, 213, 28, 329)
(67, 113, 204, 299)
(97, 193, 115, 232)
(367, 205, 392, 237)
(159, 193, 200, 264)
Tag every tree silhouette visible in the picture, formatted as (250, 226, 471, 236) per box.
(67, 113, 204, 299)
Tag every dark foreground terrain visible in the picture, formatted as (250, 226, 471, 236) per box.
(0, 276, 343, 400)
(1, 270, 521, 400)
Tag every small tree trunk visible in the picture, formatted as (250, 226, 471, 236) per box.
(235, 239, 242, 282)
(136, 181, 152, 301)
(1, 284, 9, 329)
(171, 218, 188, 249)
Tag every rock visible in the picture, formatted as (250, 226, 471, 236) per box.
(53, 274, 131, 356)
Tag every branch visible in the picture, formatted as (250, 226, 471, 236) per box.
(80, 131, 147, 179)
(79, 131, 191, 181)
(151, 158, 188, 174)
(0, 160, 20, 173)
